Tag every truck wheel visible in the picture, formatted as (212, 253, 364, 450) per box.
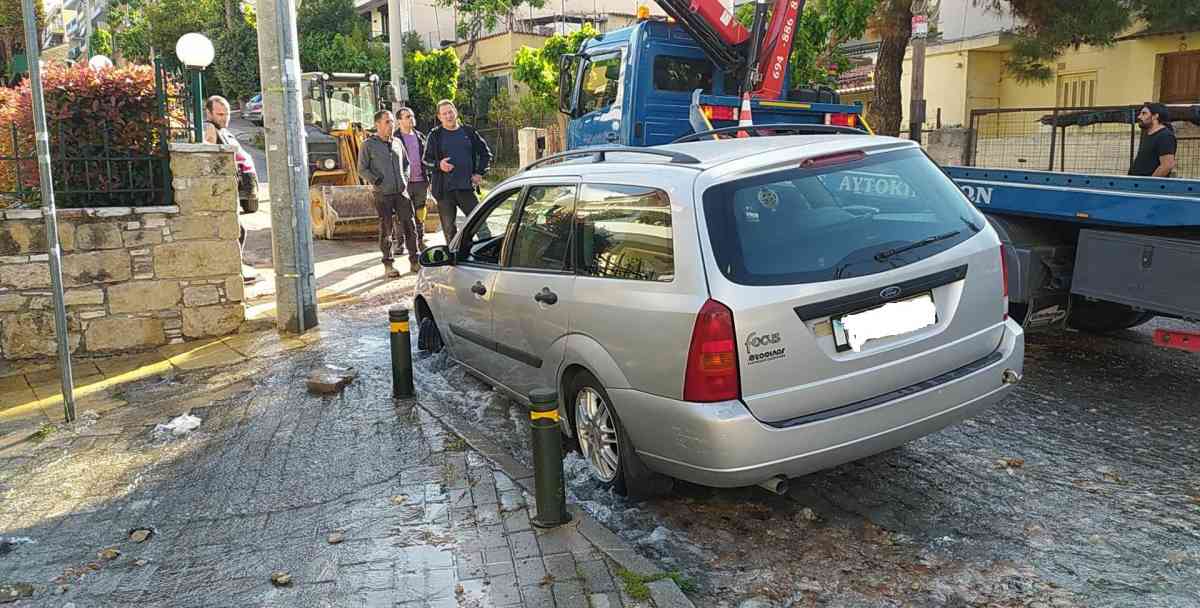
(1067, 298, 1151, 334)
(568, 371, 673, 500)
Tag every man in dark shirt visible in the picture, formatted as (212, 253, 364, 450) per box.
(1129, 103, 1177, 177)
(422, 100, 493, 244)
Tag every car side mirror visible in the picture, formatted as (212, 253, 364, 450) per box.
(419, 245, 454, 268)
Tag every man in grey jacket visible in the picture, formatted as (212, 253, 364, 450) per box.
(359, 110, 419, 277)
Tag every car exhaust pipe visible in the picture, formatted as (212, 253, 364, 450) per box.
(1002, 368, 1022, 385)
(757, 475, 789, 496)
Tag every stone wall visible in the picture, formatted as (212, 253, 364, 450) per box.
(925, 127, 973, 167)
(0, 143, 245, 360)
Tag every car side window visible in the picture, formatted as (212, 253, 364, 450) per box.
(460, 189, 521, 265)
(576, 184, 675, 282)
(508, 185, 577, 271)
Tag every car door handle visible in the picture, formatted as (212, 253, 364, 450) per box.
(470, 282, 487, 296)
(533, 288, 558, 305)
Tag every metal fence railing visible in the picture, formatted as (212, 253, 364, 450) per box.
(967, 106, 1198, 179)
(0, 120, 175, 208)
(0, 57, 185, 209)
(476, 125, 520, 170)
(156, 56, 196, 144)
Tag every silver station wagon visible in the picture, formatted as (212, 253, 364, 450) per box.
(414, 135, 1025, 497)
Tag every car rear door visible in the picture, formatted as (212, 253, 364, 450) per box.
(697, 145, 1009, 423)
(490, 183, 579, 399)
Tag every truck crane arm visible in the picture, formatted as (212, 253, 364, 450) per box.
(652, 0, 806, 100)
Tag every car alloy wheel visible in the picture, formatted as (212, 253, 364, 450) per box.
(574, 386, 619, 483)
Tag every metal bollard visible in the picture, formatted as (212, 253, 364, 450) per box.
(528, 388, 571, 528)
(389, 307, 415, 399)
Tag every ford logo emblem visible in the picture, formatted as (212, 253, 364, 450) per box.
(880, 286, 902, 299)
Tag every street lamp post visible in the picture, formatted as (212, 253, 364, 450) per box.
(175, 33, 215, 143)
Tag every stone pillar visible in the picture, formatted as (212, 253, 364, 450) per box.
(167, 143, 246, 341)
(925, 127, 973, 167)
(518, 127, 547, 168)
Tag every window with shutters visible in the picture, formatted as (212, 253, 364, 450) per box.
(1056, 72, 1097, 108)
(1161, 51, 1200, 104)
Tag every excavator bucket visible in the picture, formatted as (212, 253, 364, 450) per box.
(309, 127, 380, 239)
(310, 184, 379, 239)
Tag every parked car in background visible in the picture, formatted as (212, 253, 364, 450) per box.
(241, 94, 263, 125)
(413, 136, 1025, 498)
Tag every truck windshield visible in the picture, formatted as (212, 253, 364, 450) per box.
(702, 148, 984, 285)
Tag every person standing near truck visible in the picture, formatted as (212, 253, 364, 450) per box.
(1130, 103, 1178, 177)
(423, 100, 493, 244)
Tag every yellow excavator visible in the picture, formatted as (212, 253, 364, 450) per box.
(303, 72, 389, 239)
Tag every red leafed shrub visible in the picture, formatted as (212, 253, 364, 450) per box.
(0, 62, 180, 208)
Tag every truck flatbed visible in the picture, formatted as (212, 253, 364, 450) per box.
(944, 166, 1200, 228)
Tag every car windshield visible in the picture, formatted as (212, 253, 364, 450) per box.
(702, 148, 984, 286)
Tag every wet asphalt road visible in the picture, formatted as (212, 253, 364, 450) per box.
(408, 309, 1200, 607)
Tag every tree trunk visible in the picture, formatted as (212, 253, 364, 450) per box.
(868, 0, 912, 137)
(224, 0, 237, 29)
(460, 18, 481, 62)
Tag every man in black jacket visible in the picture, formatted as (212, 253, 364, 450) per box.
(359, 110, 418, 277)
(422, 100, 493, 244)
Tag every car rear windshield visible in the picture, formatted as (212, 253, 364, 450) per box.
(702, 148, 984, 286)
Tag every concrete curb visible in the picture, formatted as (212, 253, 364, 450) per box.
(414, 394, 696, 608)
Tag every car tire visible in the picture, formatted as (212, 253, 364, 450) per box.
(417, 316, 443, 353)
(568, 371, 673, 500)
(1068, 297, 1152, 334)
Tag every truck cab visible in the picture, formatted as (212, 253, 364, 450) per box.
(558, 20, 865, 149)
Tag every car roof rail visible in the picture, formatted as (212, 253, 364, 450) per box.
(672, 123, 869, 144)
(521, 146, 702, 172)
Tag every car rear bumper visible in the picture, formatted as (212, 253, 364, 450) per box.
(609, 318, 1024, 488)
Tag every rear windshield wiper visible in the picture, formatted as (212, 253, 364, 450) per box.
(874, 230, 961, 261)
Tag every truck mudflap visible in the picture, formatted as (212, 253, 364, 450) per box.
(1072, 229, 1200, 319)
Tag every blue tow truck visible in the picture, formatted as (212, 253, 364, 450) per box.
(556, 6, 1200, 347)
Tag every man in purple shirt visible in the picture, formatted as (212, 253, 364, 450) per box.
(394, 107, 427, 254)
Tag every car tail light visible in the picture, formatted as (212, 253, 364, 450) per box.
(684, 299, 740, 402)
(999, 245, 1010, 320)
(826, 112, 858, 127)
(701, 105, 738, 121)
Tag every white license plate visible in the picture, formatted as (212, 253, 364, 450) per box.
(832, 293, 937, 352)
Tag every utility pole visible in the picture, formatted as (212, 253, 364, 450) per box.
(388, 0, 408, 108)
(256, 0, 319, 333)
(908, 4, 928, 144)
(23, 0, 77, 423)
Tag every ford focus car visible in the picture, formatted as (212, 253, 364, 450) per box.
(413, 135, 1024, 497)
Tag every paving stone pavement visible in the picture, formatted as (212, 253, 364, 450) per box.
(0, 315, 662, 607)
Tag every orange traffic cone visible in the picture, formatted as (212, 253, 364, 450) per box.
(736, 92, 753, 138)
